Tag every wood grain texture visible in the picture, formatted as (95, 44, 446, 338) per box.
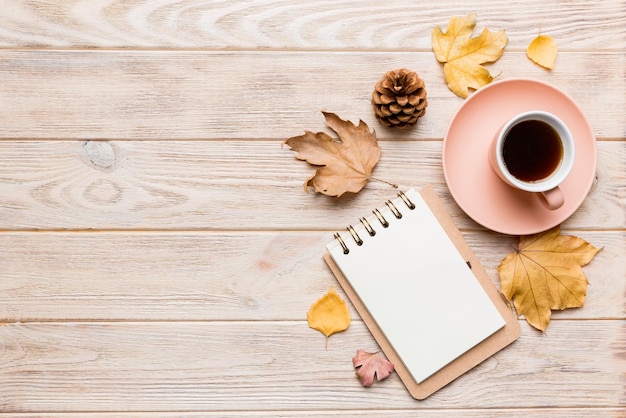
(4, 411, 625, 418)
(0, 0, 623, 50)
(0, 51, 623, 140)
(0, 321, 624, 412)
(0, 0, 624, 415)
(0, 140, 623, 230)
(0, 231, 622, 322)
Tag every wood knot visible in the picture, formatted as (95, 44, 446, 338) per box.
(84, 141, 115, 168)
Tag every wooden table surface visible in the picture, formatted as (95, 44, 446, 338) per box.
(0, 1, 624, 416)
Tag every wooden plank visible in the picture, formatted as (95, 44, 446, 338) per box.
(0, 51, 623, 140)
(0, 320, 623, 411)
(0, 2, 622, 417)
(2, 409, 624, 417)
(0, 140, 622, 230)
(0, 0, 623, 50)
(0, 231, 621, 321)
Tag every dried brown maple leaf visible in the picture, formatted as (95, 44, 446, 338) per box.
(498, 226, 599, 332)
(307, 286, 351, 348)
(432, 14, 508, 98)
(352, 349, 394, 387)
(283, 112, 393, 197)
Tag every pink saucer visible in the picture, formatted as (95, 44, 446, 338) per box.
(442, 78, 597, 235)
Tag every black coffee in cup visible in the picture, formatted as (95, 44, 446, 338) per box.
(502, 119, 563, 182)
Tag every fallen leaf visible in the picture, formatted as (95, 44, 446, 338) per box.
(527, 34, 558, 69)
(352, 349, 395, 387)
(283, 111, 384, 197)
(432, 13, 508, 98)
(307, 286, 351, 348)
(498, 226, 599, 332)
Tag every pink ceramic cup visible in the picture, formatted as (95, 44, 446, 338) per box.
(489, 110, 575, 210)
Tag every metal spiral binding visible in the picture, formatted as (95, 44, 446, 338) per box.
(372, 208, 389, 227)
(385, 200, 402, 219)
(359, 217, 376, 236)
(333, 232, 349, 254)
(334, 191, 416, 255)
(398, 191, 416, 209)
(347, 225, 363, 246)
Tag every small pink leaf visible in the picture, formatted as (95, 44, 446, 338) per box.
(352, 349, 395, 387)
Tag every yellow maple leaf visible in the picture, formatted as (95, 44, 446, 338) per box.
(527, 34, 558, 69)
(307, 286, 351, 348)
(498, 226, 599, 332)
(432, 14, 508, 98)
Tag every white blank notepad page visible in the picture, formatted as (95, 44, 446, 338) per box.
(327, 189, 505, 384)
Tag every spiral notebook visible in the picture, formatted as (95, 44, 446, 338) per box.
(324, 186, 519, 399)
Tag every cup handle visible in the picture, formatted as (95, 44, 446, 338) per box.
(541, 186, 564, 210)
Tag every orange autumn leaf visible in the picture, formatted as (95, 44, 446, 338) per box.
(283, 112, 387, 197)
(527, 34, 558, 69)
(432, 13, 508, 98)
(352, 349, 395, 387)
(498, 226, 599, 332)
(307, 286, 351, 348)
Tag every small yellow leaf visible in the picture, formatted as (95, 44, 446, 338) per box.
(527, 34, 558, 69)
(432, 14, 508, 98)
(307, 286, 351, 347)
(283, 112, 383, 197)
(498, 226, 599, 332)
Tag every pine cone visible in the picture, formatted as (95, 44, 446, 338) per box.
(371, 69, 427, 128)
